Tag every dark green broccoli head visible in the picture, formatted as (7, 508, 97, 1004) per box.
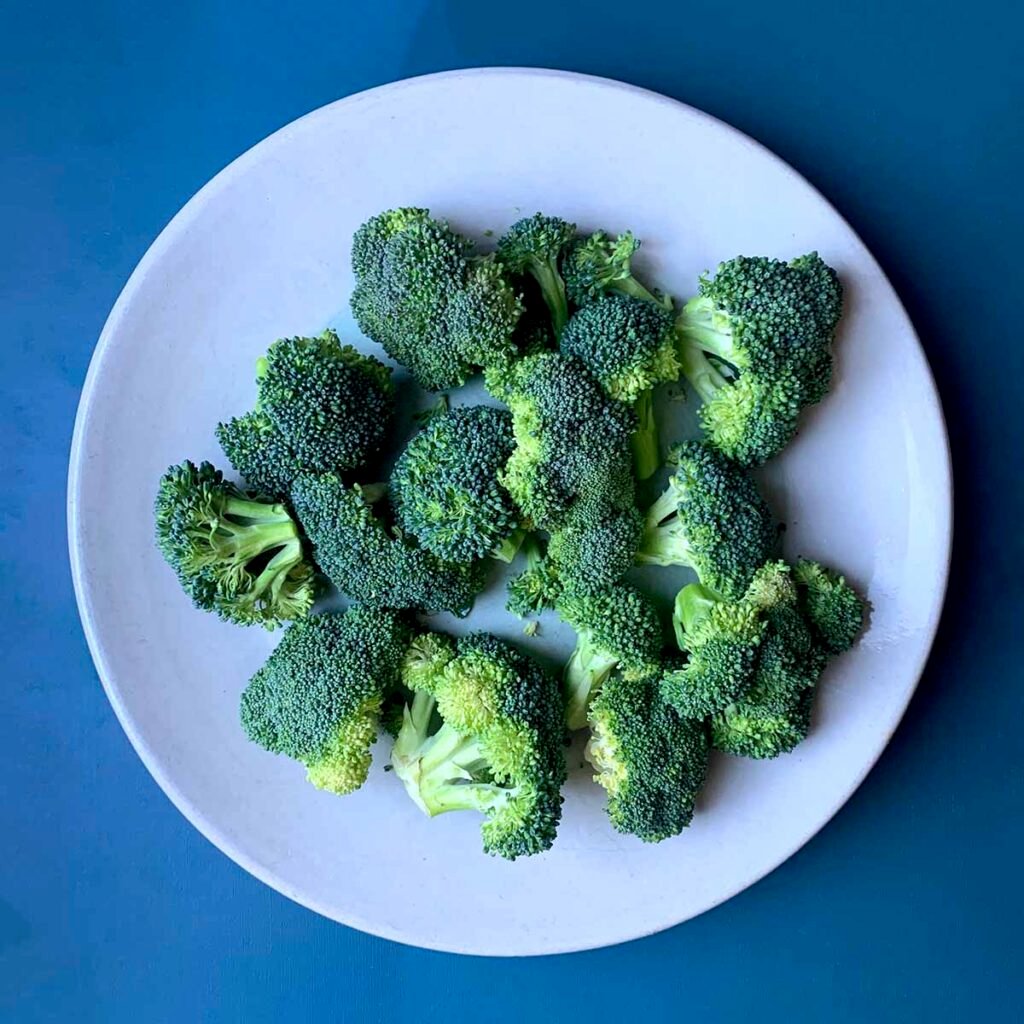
(216, 410, 304, 498)
(710, 681, 814, 760)
(390, 405, 519, 562)
(154, 460, 315, 628)
(240, 608, 411, 793)
(794, 559, 865, 653)
(562, 230, 672, 310)
(547, 496, 642, 594)
(587, 672, 709, 842)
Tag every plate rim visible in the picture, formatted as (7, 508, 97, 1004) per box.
(66, 66, 954, 955)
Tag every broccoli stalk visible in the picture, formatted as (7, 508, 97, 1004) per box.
(562, 231, 672, 311)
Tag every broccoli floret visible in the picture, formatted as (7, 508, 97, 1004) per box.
(674, 253, 843, 466)
(390, 406, 521, 562)
(290, 473, 486, 616)
(794, 559, 866, 653)
(154, 460, 315, 628)
(496, 214, 576, 338)
(557, 584, 663, 730)
(560, 294, 680, 479)
(391, 631, 567, 859)
(482, 277, 557, 401)
(506, 534, 563, 617)
(216, 410, 304, 498)
(586, 672, 709, 842)
(711, 683, 814, 760)
(240, 608, 411, 794)
(637, 440, 778, 599)
(562, 230, 672, 310)
(351, 208, 522, 390)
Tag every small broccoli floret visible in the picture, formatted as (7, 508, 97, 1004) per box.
(240, 608, 411, 793)
(351, 209, 522, 390)
(290, 473, 486, 616)
(637, 440, 778, 599)
(586, 672, 709, 842)
(482, 278, 557, 401)
(674, 253, 843, 466)
(391, 631, 567, 859)
(560, 294, 680, 478)
(546, 494, 642, 594)
(506, 534, 563, 617)
(390, 406, 520, 562)
(557, 585, 663, 730)
(216, 410, 304, 498)
(794, 559, 866, 653)
(154, 460, 315, 628)
(711, 683, 814, 760)
(496, 213, 576, 338)
(562, 230, 672, 310)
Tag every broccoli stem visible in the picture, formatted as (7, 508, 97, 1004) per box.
(612, 276, 672, 311)
(529, 259, 569, 338)
(564, 644, 620, 730)
(631, 390, 661, 480)
(674, 338, 730, 404)
(491, 527, 527, 564)
(635, 519, 697, 570)
(222, 496, 294, 524)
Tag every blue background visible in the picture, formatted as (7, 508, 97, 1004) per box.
(2, 0, 1022, 1019)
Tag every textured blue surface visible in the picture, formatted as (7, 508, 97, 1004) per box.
(2, 1, 1022, 1019)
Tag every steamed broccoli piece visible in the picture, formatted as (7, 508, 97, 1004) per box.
(154, 460, 315, 628)
(674, 253, 843, 466)
(290, 473, 486, 616)
(351, 208, 522, 390)
(562, 230, 672, 310)
(390, 406, 521, 562)
(506, 534, 563, 617)
(496, 214, 576, 338)
(216, 410, 303, 498)
(240, 608, 411, 794)
(586, 672, 709, 842)
(391, 631, 567, 859)
(637, 440, 778, 599)
(794, 559, 865, 653)
(560, 294, 680, 478)
(557, 584, 663, 730)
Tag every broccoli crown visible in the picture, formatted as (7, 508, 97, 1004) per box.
(587, 672, 709, 842)
(501, 352, 636, 530)
(794, 559, 865, 653)
(154, 460, 315, 628)
(560, 294, 679, 403)
(711, 682, 814, 760)
(216, 410, 304, 498)
(351, 208, 522, 390)
(392, 631, 567, 859)
(255, 330, 394, 474)
(558, 584, 663, 730)
(239, 608, 411, 794)
(675, 253, 842, 466)
(562, 230, 672, 310)
(290, 472, 486, 616)
(637, 440, 778, 598)
(390, 405, 519, 562)
(547, 496, 642, 594)
(506, 535, 563, 617)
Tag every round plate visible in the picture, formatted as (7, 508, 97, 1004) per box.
(68, 69, 951, 956)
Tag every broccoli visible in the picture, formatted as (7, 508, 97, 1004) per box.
(562, 230, 672, 310)
(674, 253, 843, 466)
(154, 460, 315, 628)
(586, 671, 709, 842)
(496, 213, 576, 338)
(794, 559, 865, 653)
(390, 405, 521, 563)
(637, 440, 778, 599)
(557, 584, 663, 730)
(506, 534, 563, 617)
(482, 277, 556, 401)
(216, 410, 304, 499)
(351, 208, 522, 390)
(240, 608, 411, 794)
(560, 294, 680, 479)
(710, 683, 815, 760)
(391, 631, 567, 859)
(290, 472, 486, 616)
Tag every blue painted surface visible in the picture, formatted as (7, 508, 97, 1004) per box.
(2, 0, 1021, 1019)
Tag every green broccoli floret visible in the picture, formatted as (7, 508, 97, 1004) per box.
(482, 277, 557, 401)
(154, 460, 315, 628)
(216, 410, 304, 498)
(390, 405, 521, 562)
(710, 683, 814, 760)
(506, 534, 563, 617)
(391, 631, 567, 859)
(557, 584, 663, 730)
(674, 253, 843, 466)
(240, 608, 411, 794)
(586, 671, 709, 842)
(351, 208, 522, 390)
(637, 440, 778, 599)
(290, 472, 486, 616)
(496, 213, 576, 338)
(794, 559, 866, 653)
(562, 230, 672, 310)
(560, 294, 680, 479)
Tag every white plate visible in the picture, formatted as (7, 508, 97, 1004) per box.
(68, 68, 952, 956)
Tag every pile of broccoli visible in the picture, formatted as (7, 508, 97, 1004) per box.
(154, 206, 865, 858)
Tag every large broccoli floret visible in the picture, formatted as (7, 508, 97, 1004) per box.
(240, 608, 411, 794)
(154, 460, 315, 628)
(562, 230, 672, 310)
(351, 208, 522, 390)
(637, 440, 778, 599)
(586, 671, 709, 842)
(557, 584, 663, 730)
(560, 294, 680, 479)
(496, 213, 576, 338)
(674, 253, 843, 466)
(391, 631, 567, 859)
(290, 472, 486, 616)
(794, 559, 866, 653)
(390, 405, 521, 563)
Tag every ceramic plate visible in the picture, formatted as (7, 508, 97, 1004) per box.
(68, 69, 951, 955)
